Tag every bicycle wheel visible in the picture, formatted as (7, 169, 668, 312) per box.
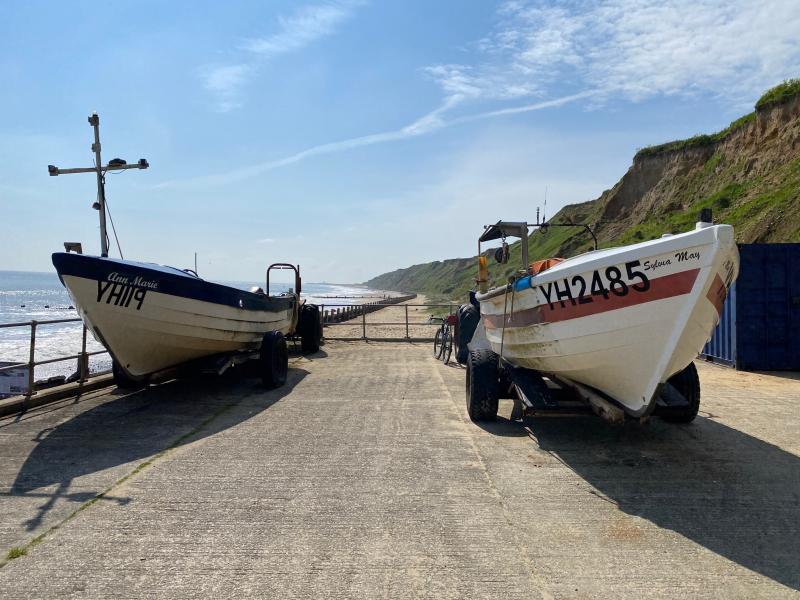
(433, 328, 444, 358)
(442, 327, 453, 364)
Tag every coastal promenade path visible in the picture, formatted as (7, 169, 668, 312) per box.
(0, 342, 798, 598)
(325, 293, 440, 340)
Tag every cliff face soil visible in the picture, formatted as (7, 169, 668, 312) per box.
(367, 92, 800, 299)
(594, 93, 800, 245)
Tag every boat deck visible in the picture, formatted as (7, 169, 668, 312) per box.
(0, 341, 798, 598)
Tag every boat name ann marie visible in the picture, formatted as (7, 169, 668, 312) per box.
(95, 272, 160, 311)
(106, 272, 160, 289)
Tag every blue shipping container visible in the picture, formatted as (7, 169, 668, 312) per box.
(701, 243, 800, 370)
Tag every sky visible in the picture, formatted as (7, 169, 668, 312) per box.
(1, 0, 799, 284)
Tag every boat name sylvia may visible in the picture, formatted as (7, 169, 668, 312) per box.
(643, 251, 701, 272)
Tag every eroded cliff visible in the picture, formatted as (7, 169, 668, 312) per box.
(367, 81, 800, 299)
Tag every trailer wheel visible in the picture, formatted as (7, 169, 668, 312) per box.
(260, 331, 288, 388)
(112, 360, 146, 391)
(466, 349, 500, 421)
(658, 362, 700, 423)
(456, 304, 480, 365)
(299, 305, 321, 354)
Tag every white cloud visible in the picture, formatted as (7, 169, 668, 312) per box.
(154, 91, 587, 189)
(200, 64, 252, 113)
(201, 1, 362, 111)
(436, 0, 800, 105)
(242, 2, 359, 57)
(255, 237, 275, 244)
(181, 0, 800, 183)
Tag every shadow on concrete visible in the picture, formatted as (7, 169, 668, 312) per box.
(473, 415, 529, 437)
(443, 362, 464, 370)
(753, 370, 800, 382)
(6, 369, 307, 533)
(521, 415, 800, 591)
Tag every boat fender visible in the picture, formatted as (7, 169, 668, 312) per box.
(512, 275, 534, 292)
(467, 319, 492, 353)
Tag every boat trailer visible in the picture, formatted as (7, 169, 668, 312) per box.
(500, 359, 625, 424)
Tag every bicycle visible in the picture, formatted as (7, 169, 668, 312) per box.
(429, 314, 457, 364)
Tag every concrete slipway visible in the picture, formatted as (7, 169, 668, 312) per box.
(0, 341, 798, 598)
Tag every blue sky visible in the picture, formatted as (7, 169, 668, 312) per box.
(1, 0, 799, 283)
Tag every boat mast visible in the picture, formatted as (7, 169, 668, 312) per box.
(91, 114, 109, 257)
(48, 113, 149, 257)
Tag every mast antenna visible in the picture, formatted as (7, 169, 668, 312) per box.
(543, 185, 548, 223)
(48, 113, 149, 257)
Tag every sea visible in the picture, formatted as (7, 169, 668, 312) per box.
(0, 270, 380, 384)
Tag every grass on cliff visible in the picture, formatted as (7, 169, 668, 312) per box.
(615, 157, 800, 246)
(635, 113, 755, 158)
(615, 182, 746, 246)
(636, 79, 800, 159)
(755, 78, 800, 110)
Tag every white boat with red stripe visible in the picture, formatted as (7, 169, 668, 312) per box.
(465, 214, 739, 420)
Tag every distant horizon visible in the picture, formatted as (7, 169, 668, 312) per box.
(0, 268, 374, 289)
(2, 1, 798, 282)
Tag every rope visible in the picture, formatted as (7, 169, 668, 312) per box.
(94, 162, 124, 259)
(104, 194, 124, 259)
(498, 276, 518, 367)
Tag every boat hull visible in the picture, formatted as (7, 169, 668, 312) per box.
(52, 253, 297, 377)
(478, 224, 739, 415)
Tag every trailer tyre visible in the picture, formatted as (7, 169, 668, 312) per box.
(456, 304, 480, 365)
(658, 362, 700, 423)
(260, 331, 288, 388)
(466, 349, 500, 421)
(112, 360, 146, 391)
(299, 304, 321, 354)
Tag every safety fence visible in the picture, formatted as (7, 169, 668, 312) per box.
(321, 294, 417, 323)
(0, 297, 462, 400)
(320, 300, 459, 341)
(0, 318, 109, 400)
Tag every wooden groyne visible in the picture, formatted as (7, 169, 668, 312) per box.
(321, 294, 416, 324)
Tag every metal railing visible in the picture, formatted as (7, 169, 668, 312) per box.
(319, 301, 458, 341)
(319, 294, 415, 321)
(0, 298, 458, 401)
(0, 318, 109, 400)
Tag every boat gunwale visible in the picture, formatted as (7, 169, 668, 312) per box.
(53, 252, 296, 313)
(476, 224, 727, 303)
